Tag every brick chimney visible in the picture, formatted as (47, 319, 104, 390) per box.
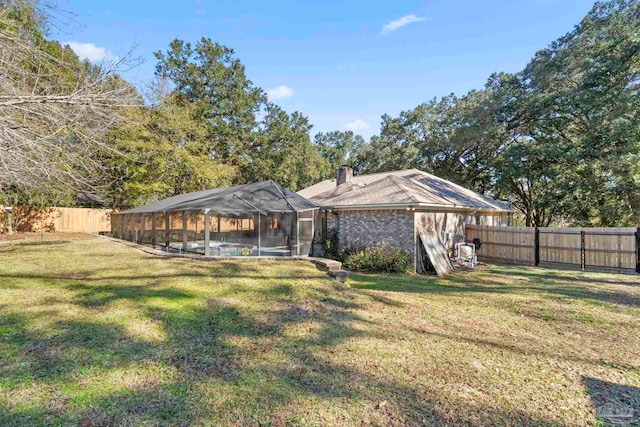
(336, 165, 353, 186)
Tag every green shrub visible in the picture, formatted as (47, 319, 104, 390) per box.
(323, 228, 341, 260)
(337, 242, 361, 262)
(341, 243, 413, 274)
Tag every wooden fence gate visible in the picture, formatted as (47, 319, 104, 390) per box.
(465, 225, 640, 274)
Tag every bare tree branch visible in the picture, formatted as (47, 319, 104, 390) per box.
(0, 0, 142, 199)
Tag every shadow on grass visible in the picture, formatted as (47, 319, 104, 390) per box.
(526, 285, 640, 308)
(349, 270, 640, 308)
(15, 240, 72, 247)
(484, 266, 639, 287)
(0, 282, 378, 425)
(0, 240, 73, 255)
(349, 272, 515, 295)
(0, 314, 157, 384)
(66, 282, 194, 308)
(0, 367, 191, 426)
(411, 326, 638, 372)
(0, 269, 328, 284)
(3, 246, 627, 425)
(0, 276, 570, 426)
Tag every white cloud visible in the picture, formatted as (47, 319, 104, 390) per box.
(381, 14, 425, 35)
(65, 42, 112, 62)
(267, 85, 294, 100)
(344, 119, 370, 132)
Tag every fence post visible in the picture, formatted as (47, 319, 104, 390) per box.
(636, 227, 640, 274)
(165, 214, 170, 251)
(182, 212, 188, 254)
(6, 210, 13, 234)
(151, 215, 157, 248)
(204, 212, 210, 256)
(534, 227, 540, 266)
(138, 214, 145, 244)
(580, 230, 586, 271)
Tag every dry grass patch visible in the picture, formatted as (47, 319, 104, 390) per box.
(0, 234, 638, 426)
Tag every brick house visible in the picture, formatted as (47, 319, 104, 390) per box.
(298, 167, 514, 272)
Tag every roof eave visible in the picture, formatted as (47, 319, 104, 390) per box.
(123, 206, 320, 215)
(318, 202, 514, 212)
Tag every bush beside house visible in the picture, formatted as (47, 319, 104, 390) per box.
(340, 243, 413, 274)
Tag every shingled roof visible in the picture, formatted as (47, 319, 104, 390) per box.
(298, 169, 512, 211)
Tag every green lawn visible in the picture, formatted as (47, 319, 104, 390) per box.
(0, 235, 638, 426)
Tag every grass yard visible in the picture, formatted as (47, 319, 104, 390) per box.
(0, 235, 639, 426)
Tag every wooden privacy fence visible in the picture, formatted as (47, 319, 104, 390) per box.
(1, 207, 113, 233)
(50, 207, 112, 233)
(465, 224, 640, 274)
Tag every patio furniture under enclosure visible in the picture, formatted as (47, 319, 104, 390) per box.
(110, 181, 318, 257)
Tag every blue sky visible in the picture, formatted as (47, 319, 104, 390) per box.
(56, 0, 596, 139)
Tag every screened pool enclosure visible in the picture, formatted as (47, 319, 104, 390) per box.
(111, 181, 318, 257)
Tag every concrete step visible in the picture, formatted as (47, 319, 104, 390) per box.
(328, 269, 350, 283)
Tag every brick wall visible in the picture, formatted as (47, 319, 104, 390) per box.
(330, 208, 510, 270)
(337, 209, 416, 256)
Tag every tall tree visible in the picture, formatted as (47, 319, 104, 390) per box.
(153, 37, 331, 191)
(102, 94, 236, 208)
(154, 38, 266, 178)
(495, 0, 640, 226)
(354, 87, 509, 194)
(253, 105, 328, 191)
(313, 130, 365, 178)
(355, 0, 639, 227)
